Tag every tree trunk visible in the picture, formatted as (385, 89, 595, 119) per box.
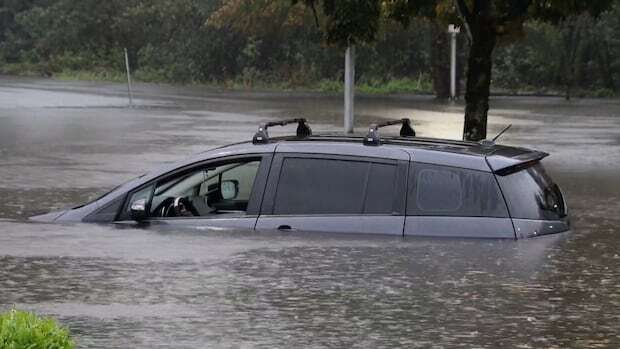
(596, 40, 617, 92)
(430, 22, 450, 99)
(561, 17, 579, 101)
(463, 26, 496, 141)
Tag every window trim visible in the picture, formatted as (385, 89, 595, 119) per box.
(116, 154, 272, 221)
(261, 153, 408, 217)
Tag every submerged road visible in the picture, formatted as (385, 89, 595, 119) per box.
(0, 76, 619, 347)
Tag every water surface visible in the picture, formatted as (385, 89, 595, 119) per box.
(1, 77, 619, 348)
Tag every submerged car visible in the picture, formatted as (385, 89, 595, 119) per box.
(32, 118, 569, 239)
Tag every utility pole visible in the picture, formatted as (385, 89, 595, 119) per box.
(448, 25, 460, 101)
(344, 45, 355, 134)
(124, 48, 134, 107)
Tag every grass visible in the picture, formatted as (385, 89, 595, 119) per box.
(1, 61, 436, 95)
(316, 76, 434, 95)
(55, 69, 127, 83)
(492, 84, 619, 98)
(0, 63, 44, 77)
(0, 309, 75, 349)
(2, 64, 616, 98)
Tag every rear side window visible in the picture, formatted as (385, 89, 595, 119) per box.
(408, 163, 508, 217)
(273, 158, 399, 215)
(496, 163, 566, 220)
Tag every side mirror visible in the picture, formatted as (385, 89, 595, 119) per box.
(130, 198, 148, 221)
(220, 180, 239, 200)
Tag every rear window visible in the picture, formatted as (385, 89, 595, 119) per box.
(273, 158, 399, 215)
(407, 163, 508, 217)
(496, 162, 566, 220)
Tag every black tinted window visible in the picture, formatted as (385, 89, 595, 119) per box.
(364, 163, 398, 214)
(408, 163, 508, 217)
(497, 163, 566, 220)
(273, 158, 398, 215)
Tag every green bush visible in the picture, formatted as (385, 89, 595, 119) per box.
(316, 76, 433, 95)
(55, 69, 127, 83)
(316, 79, 342, 93)
(0, 62, 44, 77)
(592, 88, 616, 98)
(0, 309, 75, 349)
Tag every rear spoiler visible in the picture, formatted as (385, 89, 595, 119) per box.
(486, 150, 549, 176)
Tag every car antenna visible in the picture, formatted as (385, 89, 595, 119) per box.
(480, 124, 512, 147)
(492, 124, 512, 142)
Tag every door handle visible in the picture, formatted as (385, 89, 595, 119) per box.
(277, 225, 293, 231)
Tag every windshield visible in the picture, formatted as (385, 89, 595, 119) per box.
(77, 173, 148, 209)
(496, 162, 566, 220)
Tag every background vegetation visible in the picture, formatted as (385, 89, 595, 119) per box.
(0, 0, 619, 97)
(0, 309, 75, 349)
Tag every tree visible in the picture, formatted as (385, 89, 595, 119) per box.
(0, 0, 53, 62)
(213, 0, 385, 132)
(402, 0, 613, 141)
(3, 0, 617, 134)
(593, 2, 620, 93)
(292, 0, 384, 133)
(450, 1, 529, 140)
(226, 0, 614, 140)
(557, 13, 593, 100)
(429, 21, 451, 98)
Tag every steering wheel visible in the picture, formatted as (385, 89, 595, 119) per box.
(171, 197, 200, 217)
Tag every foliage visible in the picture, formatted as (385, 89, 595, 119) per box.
(295, 0, 382, 47)
(0, 309, 75, 349)
(435, 0, 616, 140)
(0, 0, 618, 98)
(317, 75, 432, 94)
(493, 2, 620, 96)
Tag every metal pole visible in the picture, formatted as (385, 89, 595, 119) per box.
(448, 24, 460, 101)
(344, 45, 355, 134)
(450, 31, 457, 100)
(124, 48, 134, 107)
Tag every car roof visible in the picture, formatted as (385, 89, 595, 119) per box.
(207, 133, 548, 173)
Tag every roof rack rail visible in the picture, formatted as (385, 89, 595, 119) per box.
(252, 118, 312, 144)
(363, 118, 416, 146)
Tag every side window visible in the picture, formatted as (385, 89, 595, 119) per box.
(221, 162, 260, 202)
(148, 159, 260, 218)
(416, 168, 462, 212)
(272, 157, 398, 215)
(408, 163, 508, 218)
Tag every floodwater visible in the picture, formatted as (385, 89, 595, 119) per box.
(1, 76, 620, 348)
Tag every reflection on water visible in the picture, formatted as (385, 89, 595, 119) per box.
(1, 77, 620, 347)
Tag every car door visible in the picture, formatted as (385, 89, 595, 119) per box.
(117, 154, 273, 231)
(255, 153, 408, 235)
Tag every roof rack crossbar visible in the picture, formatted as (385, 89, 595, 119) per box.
(253, 118, 312, 144)
(363, 118, 416, 146)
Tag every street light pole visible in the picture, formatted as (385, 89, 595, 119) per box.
(124, 48, 134, 107)
(344, 45, 355, 134)
(448, 24, 460, 101)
